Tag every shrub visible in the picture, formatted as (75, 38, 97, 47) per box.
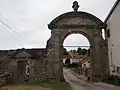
(102, 75, 120, 85)
(64, 63, 78, 68)
(65, 59, 70, 64)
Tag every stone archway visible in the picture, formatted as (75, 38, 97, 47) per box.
(46, 1, 109, 82)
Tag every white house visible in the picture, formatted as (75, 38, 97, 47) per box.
(63, 55, 72, 64)
(105, 0, 120, 76)
(63, 52, 89, 64)
(68, 52, 89, 64)
(81, 59, 91, 69)
(62, 55, 82, 64)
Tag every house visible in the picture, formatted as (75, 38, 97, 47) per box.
(63, 51, 89, 64)
(69, 52, 81, 63)
(81, 59, 91, 69)
(73, 57, 91, 76)
(104, 0, 120, 76)
(63, 55, 72, 64)
(0, 48, 49, 83)
(69, 52, 89, 64)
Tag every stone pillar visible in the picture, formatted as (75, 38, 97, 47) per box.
(54, 32, 61, 83)
(91, 46, 102, 81)
(100, 40, 109, 75)
(90, 30, 104, 82)
(53, 31, 65, 83)
(59, 46, 65, 82)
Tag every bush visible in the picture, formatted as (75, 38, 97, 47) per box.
(102, 75, 120, 85)
(69, 63, 78, 68)
(64, 63, 78, 68)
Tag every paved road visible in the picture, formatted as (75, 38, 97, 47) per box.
(63, 68, 120, 90)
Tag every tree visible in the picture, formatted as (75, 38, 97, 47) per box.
(77, 48, 88, 55)
(77, 47, 82, 54)
(88, 49, 90, 56)
(73, 49, 76, 53)
(63, 48, 69, 55)
(81, 48, 87, 55)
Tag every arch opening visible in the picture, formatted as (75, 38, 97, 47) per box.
(62, 34, 91, 79)
(63, 33, 90, 50)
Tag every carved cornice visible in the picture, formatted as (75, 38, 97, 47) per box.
(48, 24, 105, 30)
(49, 11, 104, 27)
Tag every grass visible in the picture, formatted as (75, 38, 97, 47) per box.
(22, 82, 71, 90)
(0, 82, 71, 90)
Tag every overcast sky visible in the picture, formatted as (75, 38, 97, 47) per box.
(0, 0, 116, 50)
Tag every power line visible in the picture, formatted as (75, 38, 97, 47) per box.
(0, 18, 21, 36)
(63, 45, 90, 47)
(0, 16, 35, 48)
(0, 17, 24, 48)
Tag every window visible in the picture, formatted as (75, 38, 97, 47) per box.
(107, 29, 110, 37)
(112, 65, 115, 73)
(117, 67, 120, 74)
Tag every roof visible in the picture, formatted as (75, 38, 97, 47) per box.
(80, 59, 90, 64)
(0, 48, 46, 59)
(69, 52, 89, 59)
(11, 48, 46, 57)
(62, 55, 72, 58)
(104, 0, 120, 23)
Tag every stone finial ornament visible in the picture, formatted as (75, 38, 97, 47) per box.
(72, 1, 79, 12)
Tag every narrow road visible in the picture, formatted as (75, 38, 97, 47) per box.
(63, 68, 120, 90)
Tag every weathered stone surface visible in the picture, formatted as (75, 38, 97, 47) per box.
(47, 10, 109, 82)
(0, 61, 10, 72)
(0, 72, 10, 87)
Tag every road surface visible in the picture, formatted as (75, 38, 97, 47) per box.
(63, 68, 120, 90)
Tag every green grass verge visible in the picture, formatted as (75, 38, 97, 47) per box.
(21, 82, 72, 90)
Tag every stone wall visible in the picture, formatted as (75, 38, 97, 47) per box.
(29, 58, 55, 83)
(0, 72, 10, 87)
(0, 60, 10, 72)
(0, 57, 55, 84)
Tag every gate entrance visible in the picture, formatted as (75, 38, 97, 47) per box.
(46, 1, 109, 82)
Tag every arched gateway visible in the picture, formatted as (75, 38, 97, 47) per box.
(46, 1, 109, 82)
